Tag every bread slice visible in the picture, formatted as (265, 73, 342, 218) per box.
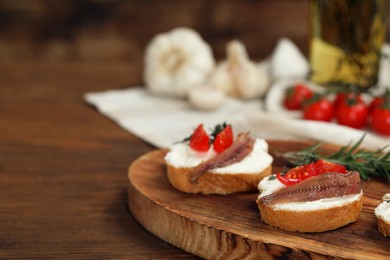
(257, 194, 362, 233)
(166, 163, 272, 194)
(375, 194, 390, 237)
(164, 138, 273, 194)
(377, 217, 390, 237)
(257, 175, 363, 233)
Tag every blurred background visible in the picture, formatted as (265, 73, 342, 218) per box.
(1, 0, 389, 83)
(0, 0, 316, 63)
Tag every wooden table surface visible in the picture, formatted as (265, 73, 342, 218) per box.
(0, 61, 203, 259)
(1, 1, 390, 259)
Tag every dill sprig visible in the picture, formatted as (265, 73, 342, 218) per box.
(277, 135, 390, 182)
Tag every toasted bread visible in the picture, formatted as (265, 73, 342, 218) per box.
(375, 194, 390, 237)
(257, 174, 363, 233)
(166, 163, 271, 194)
(164, 138, 273, 194)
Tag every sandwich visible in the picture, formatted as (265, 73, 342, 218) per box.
(164, 123, 273, 194)
(375, 193, 390, 237)
(257, 159, 363, 232)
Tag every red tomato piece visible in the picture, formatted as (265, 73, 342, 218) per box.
(371, 107, 390, 135)
(213, 125, 233, 153)
(276, 159, 346, 186)
(189, 124, 210, 152)
(335, 97, 368, 129)
(276, 165, 312, 186)
(283, 84, 314, 110)
(303, 98, 334, 122)
(369, 96, 384, 115)
(334, 92, 364, 110)
(313, 159, 347, 175)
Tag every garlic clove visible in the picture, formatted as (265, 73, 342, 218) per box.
(270, 37, 309, 80)
(188, 85, 226, 111)
(144, 27, 215, 98)
(211, 40, 270, 99)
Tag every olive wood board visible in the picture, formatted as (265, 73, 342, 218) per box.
(128, 140, 389, 260)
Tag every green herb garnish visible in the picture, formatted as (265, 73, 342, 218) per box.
(277, 134, 390, 182)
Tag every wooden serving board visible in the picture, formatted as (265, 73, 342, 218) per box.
(128, 140, 389, 260)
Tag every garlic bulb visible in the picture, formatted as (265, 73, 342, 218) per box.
(188, 85, 226, 111)
(211, 40, 270, 99)
(144, 27, 215, 98)
(269, 37, 309, 80)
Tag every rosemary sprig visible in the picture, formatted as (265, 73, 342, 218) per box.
(277, 135, 390, 182)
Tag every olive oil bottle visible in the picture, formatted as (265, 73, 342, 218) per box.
(309, 0, 387, 89)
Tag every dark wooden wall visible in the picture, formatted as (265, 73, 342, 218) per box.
(0, 0, 389, 63)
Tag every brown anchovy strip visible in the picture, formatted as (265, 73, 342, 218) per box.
(190, 132, 255, 182)
(259, 171, 361, 205)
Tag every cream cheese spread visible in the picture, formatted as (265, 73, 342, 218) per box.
(164, 138, 273, 174)
(375, 193, 390, 223)
(258, 175, 362, 211)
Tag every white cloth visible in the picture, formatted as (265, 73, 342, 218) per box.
(84, 87, 390, 151)
(84, 87, 262, 148)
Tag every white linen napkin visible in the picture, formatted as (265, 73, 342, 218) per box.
(242, 111, 390, 152)
(84, 87, 262, 148)
(84, 87, 390, 151)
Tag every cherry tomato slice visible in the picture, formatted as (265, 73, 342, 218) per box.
(312, 159, 347, 175)
(189, 124, 210, 152)
(213, 125, 233, 153)
(276, 159, 346, 186)
(276, 165, 312, 186)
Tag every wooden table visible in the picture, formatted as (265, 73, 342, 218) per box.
(0, 61, 201, 259)
(1, 1, 390, 258)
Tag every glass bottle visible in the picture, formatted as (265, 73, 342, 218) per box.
(309, 0, 387, 90)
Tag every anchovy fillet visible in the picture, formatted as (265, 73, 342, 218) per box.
(190, 132, 255, 182)
(260, 171, 361, 205)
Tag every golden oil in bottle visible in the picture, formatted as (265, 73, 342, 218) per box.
(309, 0, 387, 89)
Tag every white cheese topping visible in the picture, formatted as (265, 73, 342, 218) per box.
(164, 138, 273, 174)
(258, 175, 362, 211)
(375, 193, 390, 223)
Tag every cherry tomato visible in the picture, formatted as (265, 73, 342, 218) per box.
(276, 159, 346, 186)
(189, 124, 210, 152)
(312, 159, 347, 175)
(369, 96, 384, 114)
(276, 165, 312, 186)
(335, 97, 368, 129)
(283, 84, 314, 110)
(371, 107, 390, 135)
(213, 125, 233, 153)
(303, 98, 334, 122)
(334, 92, 364, 110)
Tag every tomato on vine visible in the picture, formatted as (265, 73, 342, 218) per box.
(371, 105, 390, 136)
(369, 96, 384, 115)
(335, 93, 368, 129)
(283, 83, 314, 110)
(334, 92, 364, 110)
(303, 96, 334, 122)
